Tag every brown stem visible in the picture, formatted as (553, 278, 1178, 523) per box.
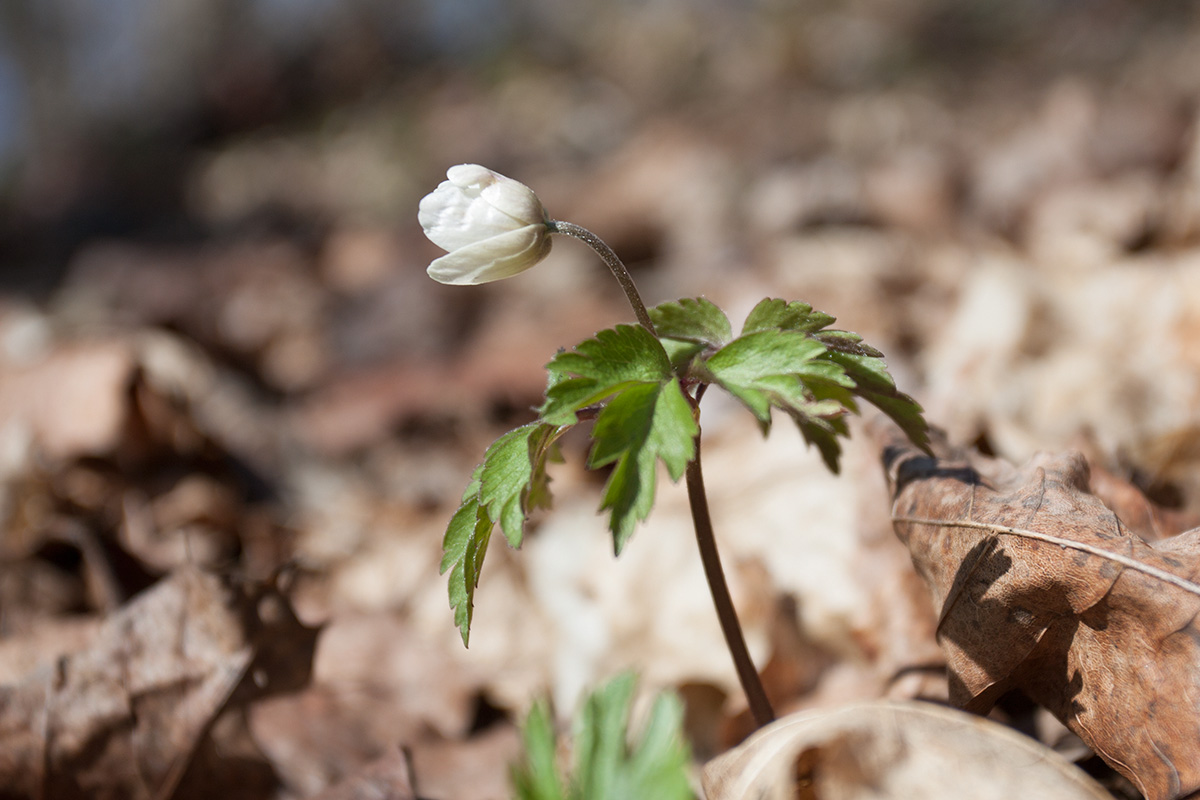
(686, 428, 776, 728)
(548, 220, 657, 335)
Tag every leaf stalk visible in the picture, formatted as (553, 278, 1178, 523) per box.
(685, 425, 776, 728)
(550, 220, 657, 336)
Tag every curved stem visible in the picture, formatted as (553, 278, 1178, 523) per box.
(549, 220, 657, 335)
(686, 422, 776, 728)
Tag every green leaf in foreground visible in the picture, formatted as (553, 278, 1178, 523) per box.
(588, 378, 698, 554)
(442, 422, 562, 645)
(541, 324, 673, 425)
(511, 673, 693, 800)
(511, 699, 565, 800)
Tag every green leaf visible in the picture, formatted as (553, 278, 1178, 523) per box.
(587, 379, 698, 554)
(442, 422, 563, 646)
(705, 329, 837, 429)
(511, 674, 693, 800)
(741, 297, 836, 335)
(623, 692, 693, 798)
(649, 297, 732, 348)
(441, 497, 492, 645)
(815, 331, 931, 452)
(542, 325, 673, 425)
(574, 673, 637, 800)
(511, 699, 566, 800)
(702, 297, 930, 471)
(658, 337, 707, 371)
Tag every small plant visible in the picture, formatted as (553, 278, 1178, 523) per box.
(419, 164, 930, 726)
(511, 673, 693, 800)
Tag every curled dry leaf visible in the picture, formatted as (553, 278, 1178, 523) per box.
(881, 427, 1200, 800)
(702, 700, 1110, 800)
(0, 568, 318, 800)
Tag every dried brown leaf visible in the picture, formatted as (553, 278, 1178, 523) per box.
(308, 747, 419, 800)
(702, 700, 1111, 800)
(0, 339, 134, 461)
(881, 428, 1200, 800)
(0, 568, 318, 799)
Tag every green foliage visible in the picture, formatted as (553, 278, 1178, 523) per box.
(543, 324, 699, 553)
(698, 297, 931, 471)
(511, 699, 565, 800)
(740, 297, 836, 335)
(814, 329, 930, 454)
(442, 295, 930, 646)
(649, 297, 732, 349)
(588, 378, 697, 554)
(649, 297, 731, 370)
(511, 674, 694, 800)
(541, 325, 673, 426)
(441, 423, 562, 645)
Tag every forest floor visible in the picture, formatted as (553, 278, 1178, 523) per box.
(3, 3, 1200, 798)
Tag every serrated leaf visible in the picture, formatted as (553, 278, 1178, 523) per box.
(706, 300, 930, 470)
(587, 378, 698, 554)
(814, 328, 884, 358)
(542, 325, 673, 425)
(441, 498, 492, 643)
(741, 297, 836, 335)
(649, 297, 732, 348)
(442, 422, 563, 646)
(704, 329, 832, 429)
(809, 328, 929, 453)
(821, 345, 931, 453)
(794, 412, 851, 473)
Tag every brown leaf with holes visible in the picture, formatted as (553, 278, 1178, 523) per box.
(0, 568, 319, 800)
(880, 427, 1200, 800)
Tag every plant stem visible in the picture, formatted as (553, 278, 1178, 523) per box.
(554, 218, 770, 722)
(685, 427, 776, 729)
(549, 220, 657, 335)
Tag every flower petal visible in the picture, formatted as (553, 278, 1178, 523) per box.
(479, 178, 546, 227)
(418, 182, 509, 252)
(419, 164, 548, 252)
(426, 225, 552, 285)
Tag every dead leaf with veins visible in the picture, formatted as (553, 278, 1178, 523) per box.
(881, 427, 1200, 800)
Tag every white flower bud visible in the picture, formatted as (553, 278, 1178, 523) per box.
(419, 164, 553, 285)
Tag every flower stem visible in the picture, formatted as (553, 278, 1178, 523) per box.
(685, 422, 776, 729)
(549, 220, 657, 335)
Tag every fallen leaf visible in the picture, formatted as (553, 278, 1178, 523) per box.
(881, 427, 1200, 800)
(308, 747, 419, 800)
(0, 568, 318, 799)
(703, 700, 1111, 800)
(0, 338, 134, 461)
(407, 725, 520, 800)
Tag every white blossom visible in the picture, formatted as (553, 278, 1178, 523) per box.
(419, 164, 552, 285)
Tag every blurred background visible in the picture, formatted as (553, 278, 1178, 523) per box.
(1, 1, 1200, 797)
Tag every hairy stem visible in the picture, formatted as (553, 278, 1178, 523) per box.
(549, 220, 657, 335)
(686, 426, 776, 728)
